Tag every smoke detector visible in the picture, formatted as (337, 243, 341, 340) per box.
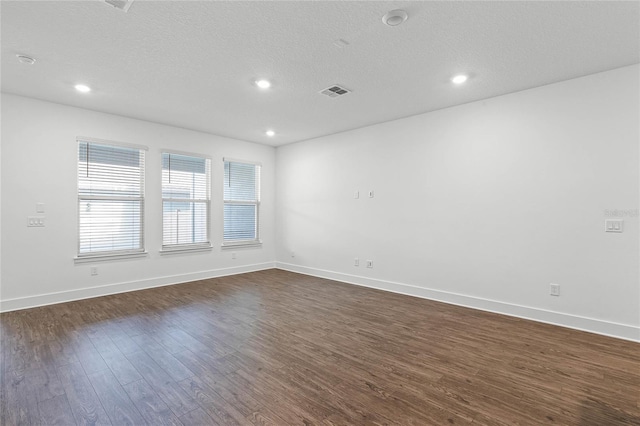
(320, 85, 351, 98)
(103, 0, 134, 12)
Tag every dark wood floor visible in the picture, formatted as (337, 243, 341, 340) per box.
(1, 269, 638, 425)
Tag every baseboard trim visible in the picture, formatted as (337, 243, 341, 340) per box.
(0, 262, 276, 313)
(276, 262, 640, 343)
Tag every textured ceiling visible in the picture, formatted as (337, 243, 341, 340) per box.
(2, 1, 639, 146)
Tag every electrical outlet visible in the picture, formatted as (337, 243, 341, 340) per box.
(550, 283, 560, 296)
(354, 257, 359, 267)
(368, 190, 374, 198)
(366, 260, 373, 268)
(231, 252, 236, 260)
(90, 267, 98, 276)
(291, 251, 295, 258)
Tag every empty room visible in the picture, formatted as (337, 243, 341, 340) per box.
(1, 1, 638, 425)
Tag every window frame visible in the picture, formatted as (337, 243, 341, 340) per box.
(222, 158, 262, 249)
(160, 150, 212, 254)
(74, 137, 148, 264)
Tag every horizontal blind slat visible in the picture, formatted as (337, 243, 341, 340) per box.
(223, 160, 260, 243)
(78, 141, 145, 255)
(162, 153, 211, 247)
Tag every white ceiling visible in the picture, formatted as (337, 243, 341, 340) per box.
(2, 1, 638, 146)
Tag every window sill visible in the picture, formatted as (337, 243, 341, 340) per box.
(74, 251, 148, 264)
(221, 241, 262, 250)
(160, 245, 213, 255)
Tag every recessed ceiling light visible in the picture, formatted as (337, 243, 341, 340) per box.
(265, 130, 275, 137)
(255, 79, 271, 89)
(16, 54, 36, 65)
(382, 9, 408, 26)
(74, 84, 91, 93)
(451, 74, 469, 85)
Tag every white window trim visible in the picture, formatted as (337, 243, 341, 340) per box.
(160, 244, 212, 255)
(74, 251, 148, 264)
(77, 136, 148, 152)
(220, 241, 262, 250)
(222, 157, 262, 166)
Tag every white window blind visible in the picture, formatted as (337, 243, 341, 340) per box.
(223, 160, 261, 244)
(78, 140, 145, 256)
(162, 152, 211, 249)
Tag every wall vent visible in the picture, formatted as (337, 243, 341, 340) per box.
(103, 0, 134, 12)
(320, 85, 351, 98)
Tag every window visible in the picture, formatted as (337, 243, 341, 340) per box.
(223, 159, 261, 246)
(77, 139, 146, 258)
(162, 152, 211, 251)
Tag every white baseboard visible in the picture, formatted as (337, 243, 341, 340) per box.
(0, 262, 276, 313)
(276, 262, 640, 343)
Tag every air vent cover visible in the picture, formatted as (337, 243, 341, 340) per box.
(104, 0, 134, 12)
(320, 85, 351, 98)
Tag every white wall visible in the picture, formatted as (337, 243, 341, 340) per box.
(0, 94, 276, 310)
(276, 65, 640, 341)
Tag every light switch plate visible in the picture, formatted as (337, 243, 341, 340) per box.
(605, 219, 623, 233)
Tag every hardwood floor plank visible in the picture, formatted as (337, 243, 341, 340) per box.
(130, 333, 194, 382)
(122, 379, 183, 425)
(21, 365, 65, 403)
(177, 376, 247, 425)
(87, 369, 146, 425)
(125, 350, 199, 417)
(1, 269, 638, 425)
(37, 394, 76, 425)
(2, 369, 40, 425)
(179, 407, 219, 425)
(57, 362, 111, 425)
(66, 331, 109, 375)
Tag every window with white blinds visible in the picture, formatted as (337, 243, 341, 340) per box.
(223, 159, 261, 245)
(162, 152, 211, 250)
(78, 140, 145, 257)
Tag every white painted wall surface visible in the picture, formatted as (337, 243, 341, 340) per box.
(276, 65, 640, 341)
(1, 94, 276, 310)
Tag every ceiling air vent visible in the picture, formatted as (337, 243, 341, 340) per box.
(320, 85, 351, 98)
(103, 0, 134, 12)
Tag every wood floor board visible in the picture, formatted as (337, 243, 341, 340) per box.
(37, 394, 76, 425)
(124, 350, 199, 417)
(1, 269, 638, 425)
(179, 406, 218, 425)
(176, 375, 248, 425)
(122, 379, 183, 426)
(86, 369, 146, 426)
(56, 362, 111, 425)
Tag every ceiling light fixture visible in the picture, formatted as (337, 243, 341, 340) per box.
(382, 9, 408, 26)
(451, 74, 469, 85)
(17, 54, 36, 65)
(74, 84, 91, 93)
(255, 79, 271, 89)
(265, 130, 275, 137)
